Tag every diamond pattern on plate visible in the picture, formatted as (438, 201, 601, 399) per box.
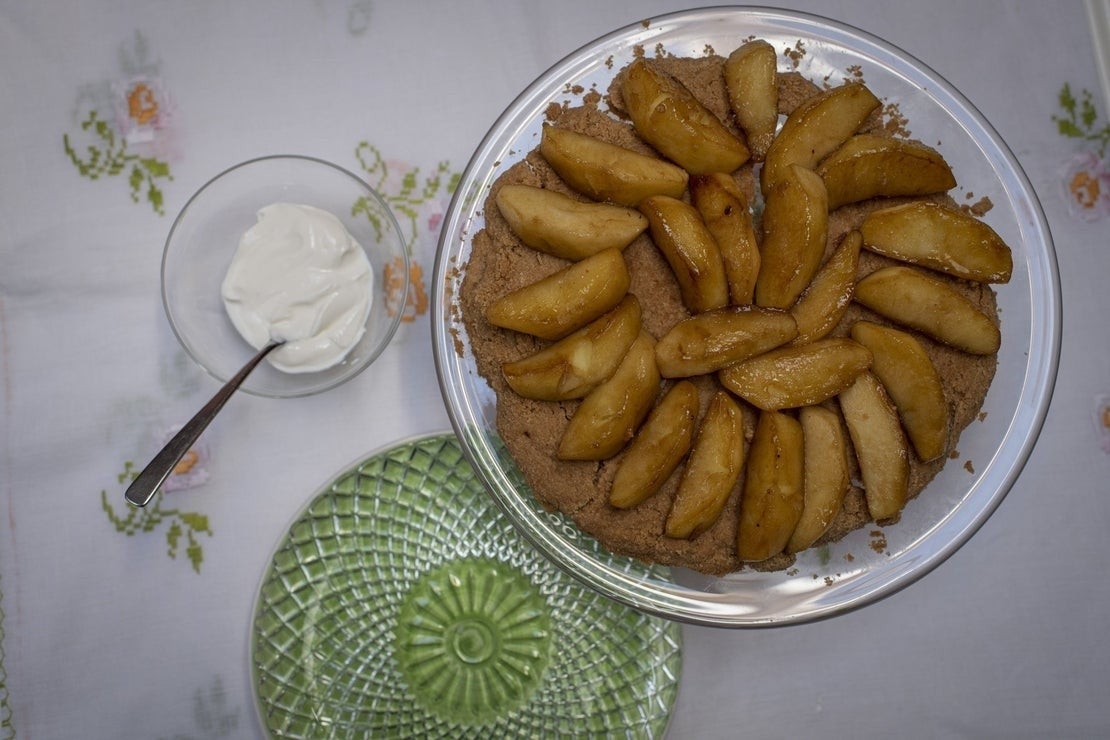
(250, 434, 681, 738)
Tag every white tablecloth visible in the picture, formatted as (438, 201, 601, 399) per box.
(2, 1, 1108, 737)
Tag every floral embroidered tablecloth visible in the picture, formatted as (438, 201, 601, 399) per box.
(1, 1, 1108, 737)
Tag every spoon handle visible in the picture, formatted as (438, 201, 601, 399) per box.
(125, 343, 281, 507)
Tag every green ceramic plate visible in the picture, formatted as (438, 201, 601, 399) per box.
(250, 434, 682, 738)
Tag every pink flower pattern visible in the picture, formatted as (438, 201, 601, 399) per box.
(1060, 150, 1110, 221)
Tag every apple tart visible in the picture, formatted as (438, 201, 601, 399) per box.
(457, 39, 1008, 575)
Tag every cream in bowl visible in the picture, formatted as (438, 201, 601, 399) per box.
(221, 202, 374, 374)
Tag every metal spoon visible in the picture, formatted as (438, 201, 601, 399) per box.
(125, 342, 282, 507)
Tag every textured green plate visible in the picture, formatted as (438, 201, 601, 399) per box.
(250, 434, 682, 738)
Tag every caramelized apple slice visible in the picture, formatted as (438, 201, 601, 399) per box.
(495, 184, 648, 260)
(689, 173, 761, 305)
(485, 248, 629, 340)
(609, 381, 700, 509)
(723, 39, 778, 160)
(665, 391, 747, 539)
(860, 201, 1013, 283)
(639, 195, 729, 313)
(622, 58, 750, 174)
(502, 295, 641, 401)
(737, 409, 805, 562)
(539, 124, 689, 206)
(655, 306, 797, 378)
(718, 338, 872, 411)
(839, 372, 910, 521)
(786, 406, 851, 553)
(558, 332, 660, 461)
(761, 82, 880, 194)
(754, 164, 829, 310)
(850, 320, 950, 462)
(854, 265, 1001, 354)
(817, 134, 957, 210)
(789, 230, 862, 345)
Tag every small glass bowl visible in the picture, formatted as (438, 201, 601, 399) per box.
(162, 155, 408, 398)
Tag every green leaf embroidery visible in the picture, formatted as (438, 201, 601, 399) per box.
(166, 521, 182, 556)
(351, 142, 459, 254)
(148, 181, 165, 214)
(179, 512, 211, 534)
(186, 539, 204, 574)
(1082, 95, 1098, 130)
(349, 144, 460, 321)
(0, 571, 12, 738)
(102, 461, 212, 573)
(140, 157, 170, 178)
(1059, 82, 1077, 114)
(63, 110, 173, 215)
(1053, 83, 1110, 156)
(129, 165, 145, 201)
(1057, 119, 1083, 138)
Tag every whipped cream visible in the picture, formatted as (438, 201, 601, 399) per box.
(221, 202, 374, 373)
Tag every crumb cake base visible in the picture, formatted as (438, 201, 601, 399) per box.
(457, 55, 999, 576)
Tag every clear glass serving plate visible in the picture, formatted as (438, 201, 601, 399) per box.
(250, 435, 681, 737)
(431, 7, 1061, 627)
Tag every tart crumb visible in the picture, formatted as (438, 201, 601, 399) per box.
(882, 102, 911, 137)
(963, 196, 994, 216)
(783, 39, 806, 68)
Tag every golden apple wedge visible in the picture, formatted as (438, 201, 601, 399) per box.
(665, 390, 747, 539)
(485, 247, 630, 340)
(755, 164, 829, 310)
(723, 39, 778, 160)
(786, 406, 851, 554)
(854, 265, 1001, 355)
(737, 409, 805, 562)
(558, 332, 661, 461)
(622, 58, 750, 174)
(495, 184, 648, 260)
(689, 173, 761, 305)
(655, 306, 797, 378)
(502, 295, 641, 401)
(817, 134, 957, 210)
(860, 201, 1013, 283)
(539, 124, 689, 206)
(718, 337, 872, 410)
(609, 381, 700, 509)
(839, 371, 910, 522)
(850, 320, 950, 462)
(639, 195, 730, 313)
(761, 82, 880, 194)
(789, 230, 862, 346)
